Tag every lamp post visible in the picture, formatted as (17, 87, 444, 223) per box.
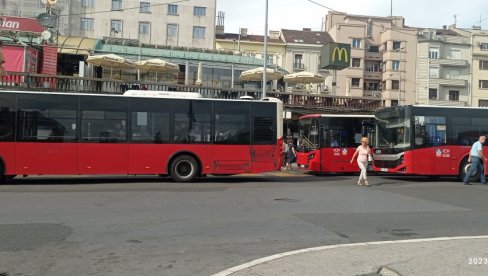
(262, 0, 269, 99)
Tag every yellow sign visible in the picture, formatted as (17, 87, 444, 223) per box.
(331, 47, 349, 63)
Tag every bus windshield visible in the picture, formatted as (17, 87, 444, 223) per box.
(375, 107, 411, 149)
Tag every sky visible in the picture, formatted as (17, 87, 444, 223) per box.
(216, 0, 488, 35)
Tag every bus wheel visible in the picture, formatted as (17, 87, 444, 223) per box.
(459, 159, 480, 182)
(170, 155, 199, 182)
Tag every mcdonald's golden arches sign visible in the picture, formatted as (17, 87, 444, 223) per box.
(320, 42, 351, 70)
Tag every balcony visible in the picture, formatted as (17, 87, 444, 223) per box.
(429, 59, 468, 67)
(293, 63, 305, 71)
(364, 52, 382, 61)
(364, 71, 382, 79)
(428, 99, 467, 107)
(429, 78, 468, 87)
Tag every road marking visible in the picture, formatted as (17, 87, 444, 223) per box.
(212, 235, 488, 276)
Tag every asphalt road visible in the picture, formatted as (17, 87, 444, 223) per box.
(0, 172, 487, 276)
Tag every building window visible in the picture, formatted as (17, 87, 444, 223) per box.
(168, 4, 178, 15)
(111, 0, 122, 10)
(392, 60, 400, 71)
(111, 20, 122, 34)
(194, 6, 206, 16)
(193, 26, 205, 39)
(367, 63, 381, 72)
(479, 100, 488, 107)
(352, 38, 361, 48)
(449, 49, 460, 59)
(391, 100, 399, 106)
(446, 69, 459, 80)
(139, 22, 150, 35)
(351, 78, 360, 87)
(82, 0, 95, 7)
(392, 41, 401, 50)
(391, 80, 399, 90)
(480, 80, 488, 89)
(449, 90, 459, 101)
(480, 60, 488, 70)
(429, 89, 437, 100)
(294, 54, 303, 69)
(167, 23, 178, 37)
(429, 47, 439, 59)
(267, 54, 273, 64)
(367, 45, 379, 53)
(352, 58, 361, 68)
(81, 18, 94, 31)
(480, 43, 488, 50)
(140, 2, 150, 13)
(429, 67, 439, 78)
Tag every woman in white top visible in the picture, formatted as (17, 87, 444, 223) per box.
(350, 137, 371, 186)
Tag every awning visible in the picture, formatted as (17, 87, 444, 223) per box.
(57, 36, 99, 57)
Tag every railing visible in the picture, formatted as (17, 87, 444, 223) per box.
(0, 72, 382, 112)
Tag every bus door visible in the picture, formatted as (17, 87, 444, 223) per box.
(320, 128, 354, 172)
(78, 98, 129, 175)
(15, 94, 79, 175)
(412, 115, 449, 175)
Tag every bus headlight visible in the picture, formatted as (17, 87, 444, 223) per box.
(308, 153, 315, 160)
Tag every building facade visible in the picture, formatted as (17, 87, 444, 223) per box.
(324, 11, 418, 106)
(280, 28, 333, 92)
(69, 0, 216, 49)
(416, 28, 471, 106)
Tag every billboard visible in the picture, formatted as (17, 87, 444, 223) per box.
(0, 16, 44, 33)
(320, 42, 351, 70)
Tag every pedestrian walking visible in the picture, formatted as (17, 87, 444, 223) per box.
(350, 136, 371, 186)
(284, 138, 296, 170)
(463, 135, 487, 185)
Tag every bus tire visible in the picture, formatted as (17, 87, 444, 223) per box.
(169, 155, 199, 182)
(459, 159, 480, 182)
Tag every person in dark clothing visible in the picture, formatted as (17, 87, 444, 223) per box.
(285, 138, 297, 170)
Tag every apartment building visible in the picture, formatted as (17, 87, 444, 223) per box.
(451, 27, 488, 107)
(416, 28, 471, 106)
(381, 27, 418, 106)
(324, 11, 418, 106)
(281, 28, 333, 92)
(70, 0, 216, 49)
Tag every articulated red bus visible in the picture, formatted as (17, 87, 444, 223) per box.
(373, 105, 488, 180)
(0, 90, 283, 182)
(297, 114, 374, 173)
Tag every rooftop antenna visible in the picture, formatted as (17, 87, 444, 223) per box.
(453, 14, 458, 26)
(390, 0, 392, 17)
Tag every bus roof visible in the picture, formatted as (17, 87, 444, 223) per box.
(1, 90, 282, 103)
(299, 114, 374, 120)
(378, 105, 488, 111)
(123, 90, 202, 98)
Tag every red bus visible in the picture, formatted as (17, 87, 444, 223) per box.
(0, 90, 283, 182)
(297, 114, 374, 173)
(373, 105, 488, 180)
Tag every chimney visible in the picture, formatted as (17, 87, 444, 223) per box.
(240, 28, 248, 38)
(303, 28, 312, 31)
(269, 30, 280, 39)
(443, 25, 447, 29)
(216, 11, 225, 35)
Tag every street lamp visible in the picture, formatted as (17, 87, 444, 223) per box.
(262, 0, 269, 99)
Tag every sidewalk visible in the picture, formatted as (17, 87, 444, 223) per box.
(213, 236, 488, 276)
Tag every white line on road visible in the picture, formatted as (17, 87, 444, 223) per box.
(212, 235, 488, 276)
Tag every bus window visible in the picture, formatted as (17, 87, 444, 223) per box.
(414, 116, 446, 147)
(80, 96, 128, 142)
(173, 100, 212, 143)
(0, 93, 16, 141)
(214, 102, 250, 144)
(129, 98, 171, 143)
(17, 94, 78, 142)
